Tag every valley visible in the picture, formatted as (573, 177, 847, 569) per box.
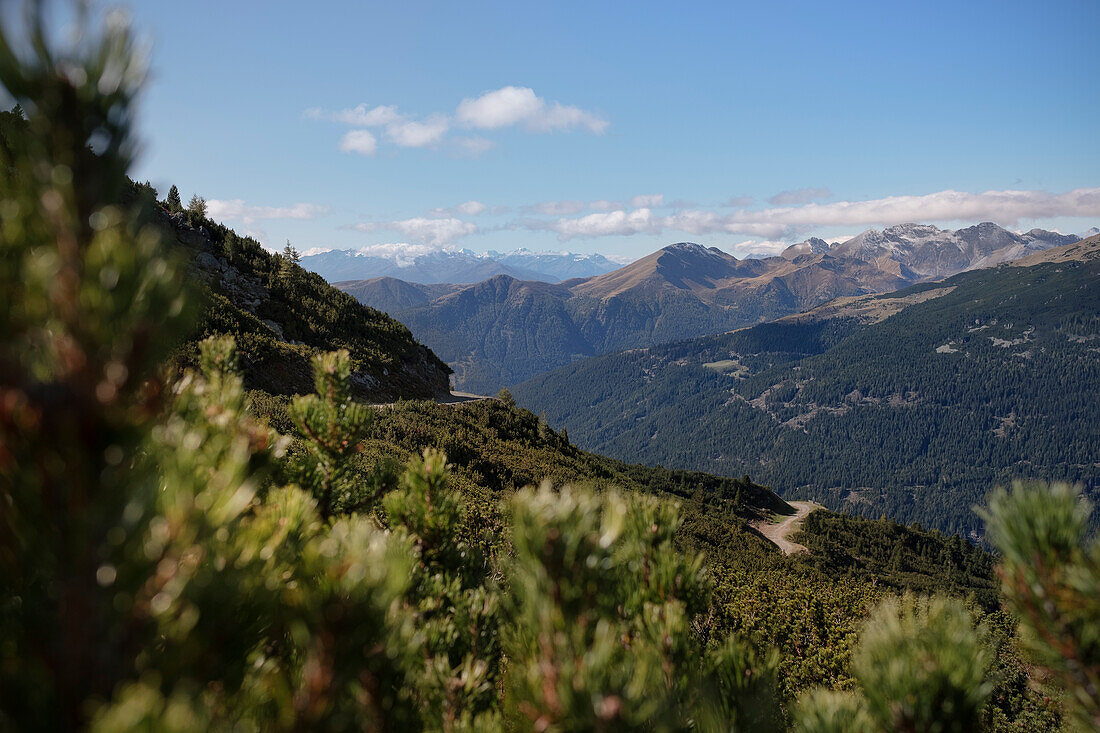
(334, 225, 1083, 394)
(513, 234, 1100, 538)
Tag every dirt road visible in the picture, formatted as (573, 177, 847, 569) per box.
(437, 391, 492, 405)
(751, 501, 822, 555)
(371, 392, 493, 409)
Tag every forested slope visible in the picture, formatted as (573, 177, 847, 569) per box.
(514, 240, 1100, 537)
(161, 209, 453, 402)
(247, 393, 1021, 703)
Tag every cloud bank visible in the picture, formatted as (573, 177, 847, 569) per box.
(767, 187, 832, 206)
(455, 86, 608, 134)
(343, 187, 1098, 257)
(306, 86, 606, 157)
(512, 187, 1100, 241)
(207, 199, 329, 224)
(354, 217, 478, 247)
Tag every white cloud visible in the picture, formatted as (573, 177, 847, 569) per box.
(354, 216, 478, 246)
(522, 200, 588, 216)
(386, 115, 449, 148)
(207, 199, 329, 224)
(727, 239, 790, 257)
(306, 103, 401, 127)
(455, 86, 607, 134)
(339, 129, 377, 156)
(353, 242, 455, 266)
(547, 208, 660, 239)
(768, 187, 832, 206)
(204, 199, 328, 249)
(310, 103, 449, 147)
(428, 200, 491, 217)
(589, 199, 620, 211)
(308, 86, 605, 156)
(723, 196, 754, 208)
(453, 136, 495, 156)
(455, 86, 543, 129)
(515, 187, 1100, 241)
(530, 101, 609, 134)
(521, 194, 666, 217)
(745, 187, 1100, 234)
(454, 200, 488, 216)
(629, 193, 664, 208)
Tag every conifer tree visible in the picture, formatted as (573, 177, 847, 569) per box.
(793, 595, 994, 732)
(166, 183, 182, 211)
(187, 193, 206, 218)
(981, 482, 1100, 729)
(288, 349, 375, 518)
(279, 240, 300, 281)
(0, 7, 192, 725)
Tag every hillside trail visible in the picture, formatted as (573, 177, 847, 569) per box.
(371, 392, 494, 409)
(751, 501, 823, 555)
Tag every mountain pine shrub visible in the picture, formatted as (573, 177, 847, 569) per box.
(1, 2, 1095, 730)
(981, 482, 1100, 730)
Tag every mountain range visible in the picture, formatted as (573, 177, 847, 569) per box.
(300, 246, 622, 284)
(336, 222, 1083, 393)
(512, 234, 1100, 538)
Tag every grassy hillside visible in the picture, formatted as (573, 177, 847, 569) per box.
(513, 244, 1100, 537)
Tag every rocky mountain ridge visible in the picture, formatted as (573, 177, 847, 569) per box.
(339, 222, 1083, 392)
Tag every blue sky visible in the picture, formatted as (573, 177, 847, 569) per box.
(114, 0, 1099, 258)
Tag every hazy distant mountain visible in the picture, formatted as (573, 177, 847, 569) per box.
(335, 278, 465, 314)
(301, 247, 622, 284)
(513, 234, 1100, 537)
(491, 248, 624, 281)
(338, 222, 1085, 393)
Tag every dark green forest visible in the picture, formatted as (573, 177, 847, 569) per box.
(388, 275, 753, 393)
(514, 258, 1100, 537)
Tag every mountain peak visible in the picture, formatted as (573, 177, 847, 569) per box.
(662, 241, 709, 252)
(781, 237, 831, 260)
(884, 222, 945, 238)
(659, 242, 731, 260)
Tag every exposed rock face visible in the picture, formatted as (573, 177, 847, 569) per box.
(831, 222, 1077, 279)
